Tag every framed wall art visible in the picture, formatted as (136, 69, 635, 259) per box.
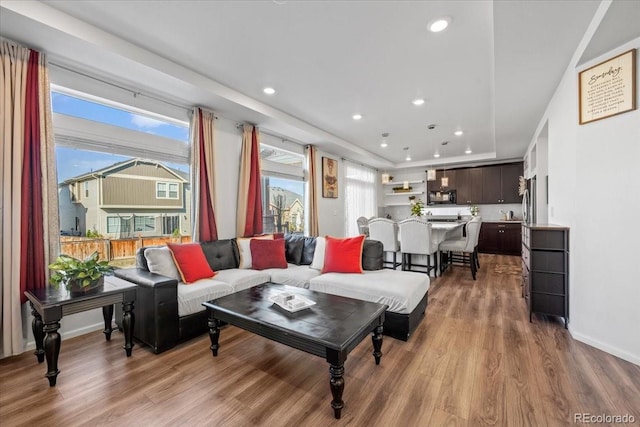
(579, 49, 636, 124)
(322, 157, 338, 198)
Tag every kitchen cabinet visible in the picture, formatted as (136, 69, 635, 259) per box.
(522, 224, 569, 328)
(478, 222, 521, 255)
(456, 168, 483, 205)
(480, 162, 522, 204)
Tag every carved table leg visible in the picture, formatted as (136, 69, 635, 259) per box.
(372, 324, 384, 365)
(329, 363, 345, 419)
(43, 321, 61, 387)
(30, 304, 45, 363)
(208, 316, 220, 357)
(122, 301, 135, 357)
(102, 304, 114, 341)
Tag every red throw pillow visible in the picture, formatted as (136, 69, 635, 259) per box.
(322, 235, 365, 274)
(250, 238, 288, 270)
(167, 243, 216, 283)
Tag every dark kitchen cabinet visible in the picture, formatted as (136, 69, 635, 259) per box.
(478, 222, 521, 255)
(480, 163, 522, 204)
(457, 168, 483, 205)
(522, 224, 569, 328)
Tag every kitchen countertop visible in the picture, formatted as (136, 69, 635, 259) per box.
(483, 220, 523, 223)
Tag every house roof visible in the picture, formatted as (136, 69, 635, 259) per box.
(267, 187, 303, 210)
(61, 158, 189, 185)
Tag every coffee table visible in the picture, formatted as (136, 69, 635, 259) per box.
(202, 283, 387, 419)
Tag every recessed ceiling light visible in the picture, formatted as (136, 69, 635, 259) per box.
(263, 87, 276, 95)
(412, 98, 425, 106)
(428, 17, 451, 33)
(381, 142, 388, 148)
(406, 154, 412, 161)
(454, 130, 464, 136)
(465, 148, 472, 154)
(434, 153, 440, 158)
(352, 114, 363, 120)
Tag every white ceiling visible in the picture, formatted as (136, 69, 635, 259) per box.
(2, 0, 630, 170)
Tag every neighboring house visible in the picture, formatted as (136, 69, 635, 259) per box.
(58, 158, 191, 238)
(263, 186, 304, 233)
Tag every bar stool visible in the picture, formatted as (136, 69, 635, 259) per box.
(398, 218, 438, 277)
(368, 218, 401, 269)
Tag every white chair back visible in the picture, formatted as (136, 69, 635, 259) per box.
(356, 216, 370, 236)
(398, 218, 438, 255)
(463, 217, 482, 252)
(368, 218, 399, 251)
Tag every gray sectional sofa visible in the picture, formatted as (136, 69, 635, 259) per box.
(115, 235, 430, 353)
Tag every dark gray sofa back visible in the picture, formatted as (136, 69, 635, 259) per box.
(135, 236, 383, 272)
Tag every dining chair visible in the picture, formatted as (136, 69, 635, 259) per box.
(398, 218, 439, 277)
(356, 216, 370, 237)
(439, 216, 482, 280)
(368, 218, 401, 269)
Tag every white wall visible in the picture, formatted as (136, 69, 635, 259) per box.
(213, 117, 243, 239)
(315, 150, 345, 236)
(533, 38, 640, 365)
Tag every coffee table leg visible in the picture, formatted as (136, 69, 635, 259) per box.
(372, 324, 384, 365)
(122, 301, 135, 357)
(329, 363, 345, 419)
(30, 304, 45, 363)
(208, 316, 220, 356)
(43, 321, 61, 387)
(102, 304, 114, 341)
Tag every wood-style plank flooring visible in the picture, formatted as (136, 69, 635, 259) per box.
(1, 254, 639, 426)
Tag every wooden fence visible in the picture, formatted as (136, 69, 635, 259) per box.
(59, 235, 192, 262)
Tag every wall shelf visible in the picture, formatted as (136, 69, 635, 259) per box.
(384, 191, 424, 196)
(383, 180, 424, 186)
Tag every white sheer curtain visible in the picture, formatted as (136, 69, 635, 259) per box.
(344, 160, 377, 236)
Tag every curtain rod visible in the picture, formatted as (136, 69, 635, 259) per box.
(49, 61, 193, 113)
(342, 157, 378, 171)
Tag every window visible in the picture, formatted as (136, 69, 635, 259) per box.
(344, 161, 377, 236)
(259, 140, 305, 235)
(52, 88, 191, 267)
(107, 217, 131, 234)
(157, 182, 167, 198)
(162, 215, 180, 235)
(134, 216, 155, 232)
(156, 182, 179, 199)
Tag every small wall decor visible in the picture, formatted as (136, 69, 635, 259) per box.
(322, 157, 338, 198)
(579, 49, 636, 124)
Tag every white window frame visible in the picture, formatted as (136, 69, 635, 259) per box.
(156, 182, 179, 199)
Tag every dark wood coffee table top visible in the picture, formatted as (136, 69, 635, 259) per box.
(203, 282, 388, 419)
(202, 282, 387, 356)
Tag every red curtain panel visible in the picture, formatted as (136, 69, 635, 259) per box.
(196, 108, 218, 241)
(243, 128, 263, 237)
(20, 50, 46, 303)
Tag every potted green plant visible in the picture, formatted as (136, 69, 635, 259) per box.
(49, 251, 114, 296)
(410, 199, 425, 217)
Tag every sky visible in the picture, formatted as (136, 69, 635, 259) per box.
(52, 92, 304, 200)
(53, 92, 189, 182)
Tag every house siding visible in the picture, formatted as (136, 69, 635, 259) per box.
(102, 176, 183, 207)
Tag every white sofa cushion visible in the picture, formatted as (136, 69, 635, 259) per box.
(214, 268, 271, 292)
(309, 236, 326, 270)
(308, 270, 429, 314)
(265, 264, 322, 289)
(177, 279, 233, 317)
(144, 246, 181, 281)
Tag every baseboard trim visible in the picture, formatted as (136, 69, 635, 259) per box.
(24, 322, 104, 352)
(569, 327, 640, 366)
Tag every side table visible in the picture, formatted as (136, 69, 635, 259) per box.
(24, 276, 136, 386)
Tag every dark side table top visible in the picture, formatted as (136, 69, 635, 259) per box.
(25, 276, 137, 323)
(203, 283, 387, 357)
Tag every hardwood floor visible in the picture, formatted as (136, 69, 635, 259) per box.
(1, 254, 639, 426)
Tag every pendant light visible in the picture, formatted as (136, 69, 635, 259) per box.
(440, 141, 449, 186)
(426, 169, 436, 181)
